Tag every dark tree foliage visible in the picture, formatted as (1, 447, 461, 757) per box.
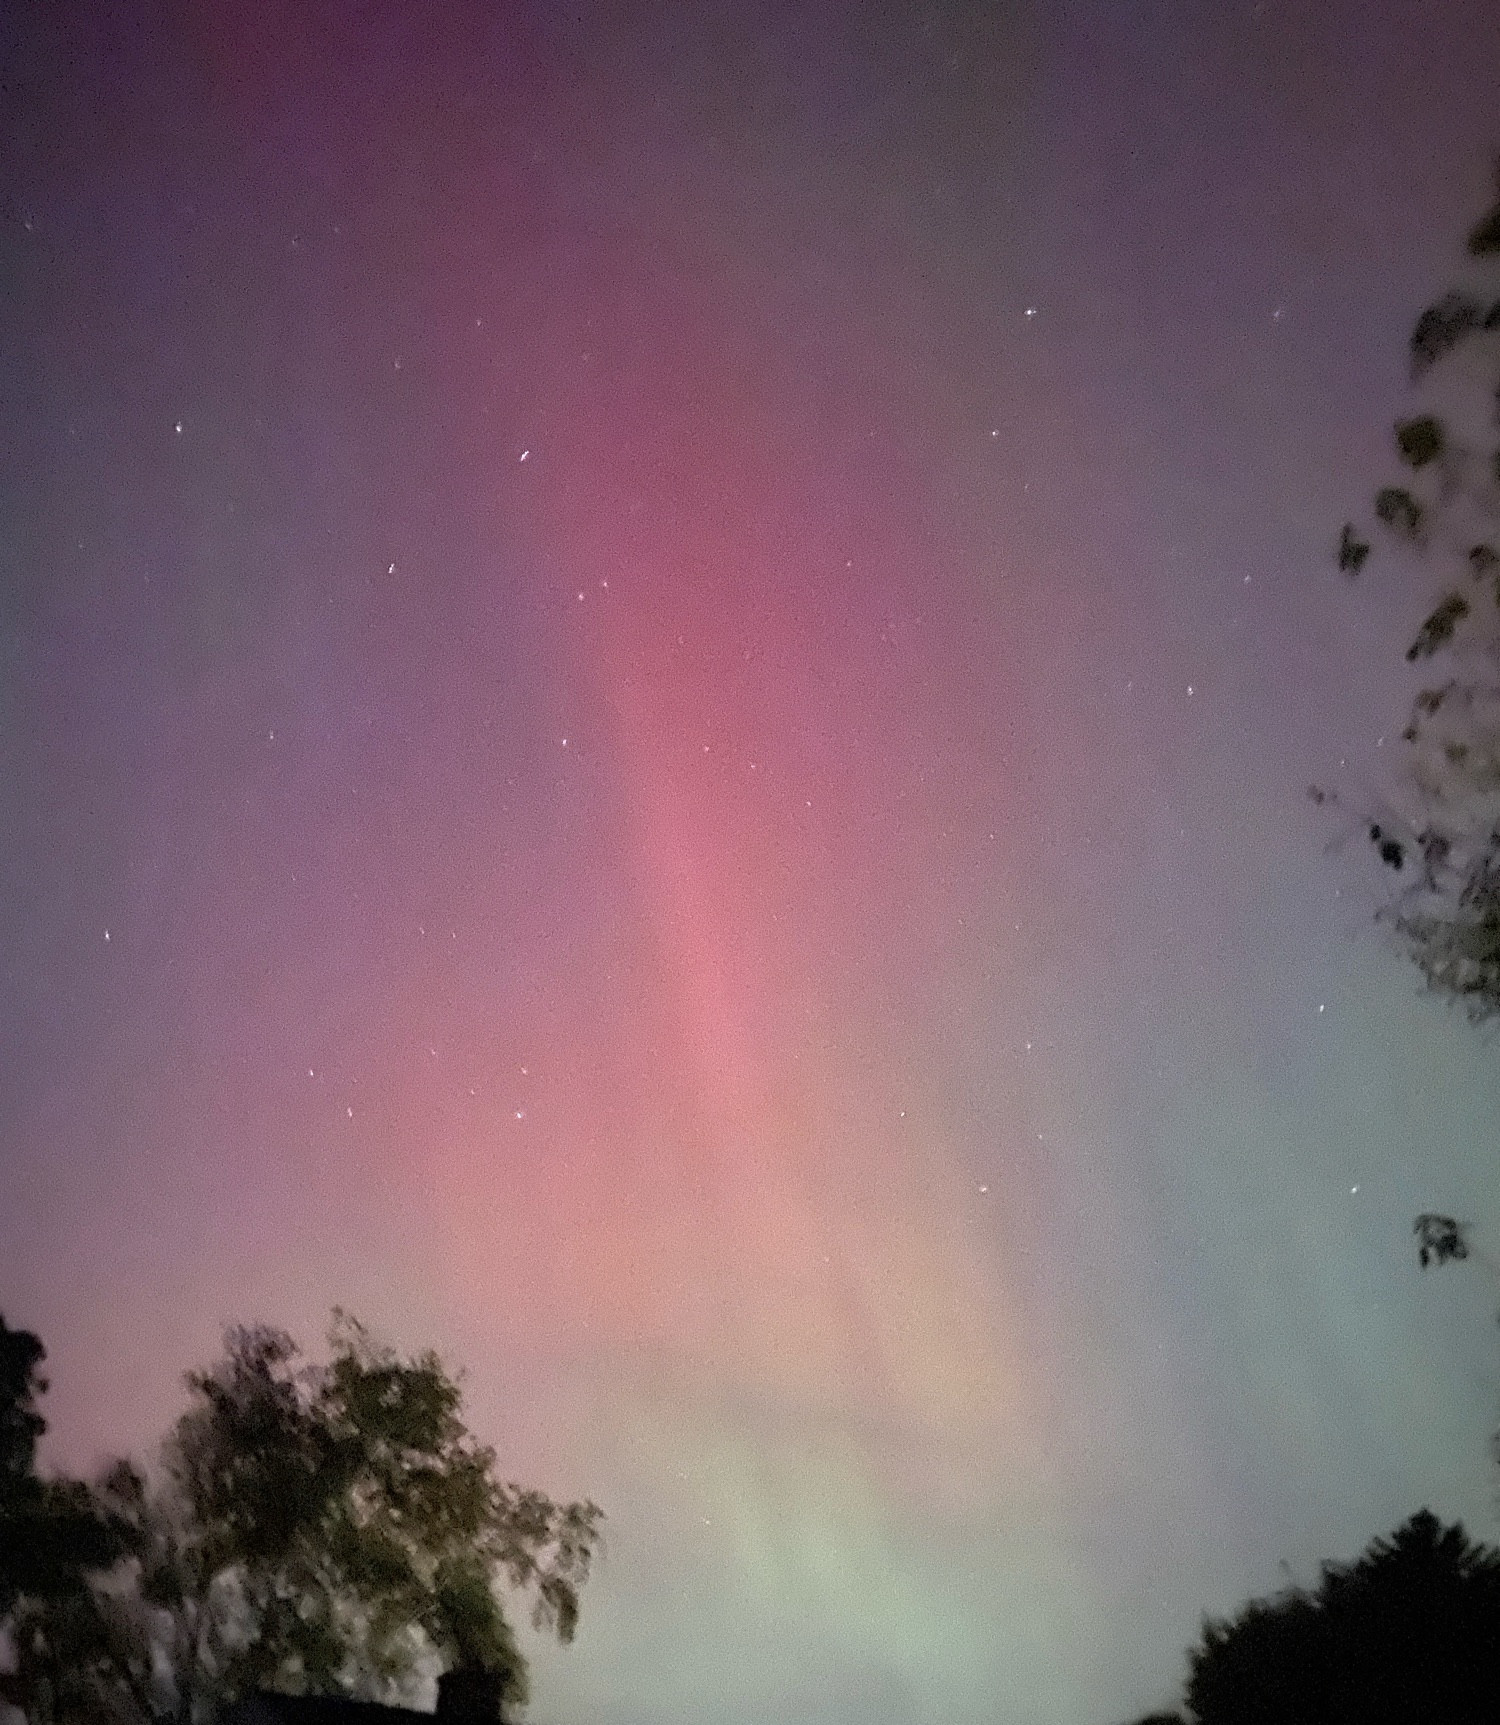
(1414, 1210, 1471, 1268)
(0, 1315, 48, 1493)
(0, 1316, 122, 1609)
(1127, 1511, 1500, 1725)
(3, 1314, 603, 1724)
(0, 1316, 128, 1720)
(1325, 161, 1500, 1022)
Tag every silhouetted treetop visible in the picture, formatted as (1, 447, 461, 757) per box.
(1129, 1510, 1500, 1725)
(2, 1312, 603, 1723)
(0, 1315, 121, 1621)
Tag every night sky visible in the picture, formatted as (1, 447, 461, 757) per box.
(6, 3, 1500, 1722)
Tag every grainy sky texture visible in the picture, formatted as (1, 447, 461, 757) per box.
(6, 3, 1500, 1722)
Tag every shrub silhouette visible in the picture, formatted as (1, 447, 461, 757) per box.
(1132, 1510, 1500, 1725)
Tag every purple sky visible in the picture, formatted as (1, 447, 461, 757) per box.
(6, 4, 1500, 1722)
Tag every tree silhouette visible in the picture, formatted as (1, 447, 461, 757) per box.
(4, 1313, 604, 1723)
(1319, 161, 1500, 1021)
(0, 1316, 129, 1721)
(0, 1314, 121, 1609)
(1125, 1510, 1500, 1725)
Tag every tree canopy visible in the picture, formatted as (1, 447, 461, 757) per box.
(0, 1315, 121, 1620)
(1324, 162, 1500, 1020)
(1, 1313, 603, 1724)
(1128, 1509, 1500, 1725)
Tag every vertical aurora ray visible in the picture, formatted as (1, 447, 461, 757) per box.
(428, 228, 1062, 1469)
(12, 5, 1500, 1724)
(470, 316, 1093, 1718)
